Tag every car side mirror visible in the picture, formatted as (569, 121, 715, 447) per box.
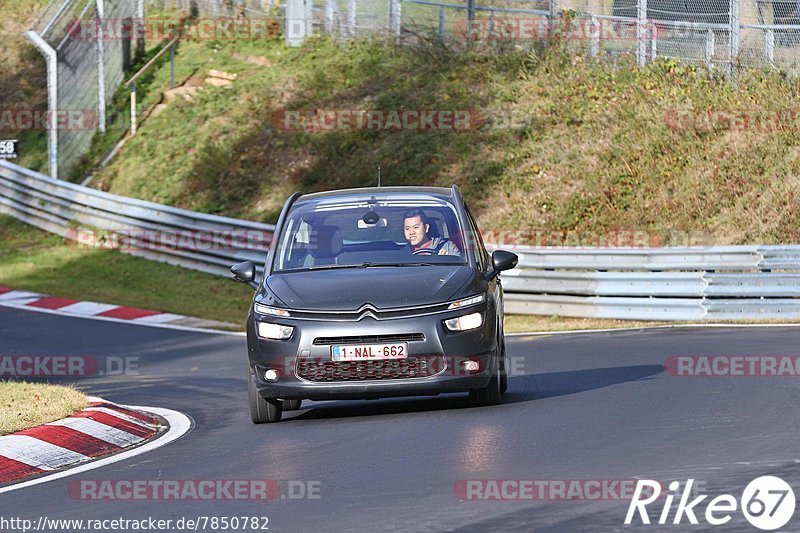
(487, 250, 518, 280)
(492, 250, 518, 272)
(230, 261, 257, 288)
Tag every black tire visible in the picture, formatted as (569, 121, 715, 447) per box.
(282, 399, 302, 410)
(499, 335, 508, 395)
(248, 372, 282, 423)
(469, 350, 502, 407)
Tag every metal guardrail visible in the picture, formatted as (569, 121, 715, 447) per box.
(2, 159, 800, 320)
(0, 160, 274, 278)
(493, 243, 800, 319)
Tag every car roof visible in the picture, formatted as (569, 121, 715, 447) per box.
(297, 186, 455, 201)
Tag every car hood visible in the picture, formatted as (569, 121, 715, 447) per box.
(265, 265, 475, 311)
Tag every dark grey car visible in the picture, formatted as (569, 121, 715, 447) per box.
(230, 185, 518, 423)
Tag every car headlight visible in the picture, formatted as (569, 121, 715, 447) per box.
(444, 312, 483, 332)
(255, 303, 290, 317)
(257, 322, 294, 340)
(447, 293, 485, 310)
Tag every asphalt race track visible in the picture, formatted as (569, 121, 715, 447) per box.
(3, 305, 800, 532)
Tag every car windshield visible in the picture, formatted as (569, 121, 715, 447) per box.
(272, 192, 469, 272)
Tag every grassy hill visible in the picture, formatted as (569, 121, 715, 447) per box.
(4, 3, 800, 245)
(86, 33, 800, 246)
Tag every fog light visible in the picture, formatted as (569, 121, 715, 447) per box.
(444, 312, 483, 332)
(462, 360, 480, 372)
(264, 369, 279, 381)
(257, 322, 294, 340)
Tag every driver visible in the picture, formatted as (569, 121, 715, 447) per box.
(402, 209, 461, 256)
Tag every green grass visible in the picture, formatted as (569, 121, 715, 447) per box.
(0, 215, 254, 324)
(0, 380, 88, 435)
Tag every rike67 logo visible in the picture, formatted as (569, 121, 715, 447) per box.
(625, 476, 795, 530)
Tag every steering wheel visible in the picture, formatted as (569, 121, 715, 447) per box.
(412, 247, 438, 256)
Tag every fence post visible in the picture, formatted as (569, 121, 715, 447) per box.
(650, 21, 657, 60)
(389, 0, 401, 37)
(548, 0, 558, 36)
(305, 0, 314, 37)
(468, 0, 475, 24)
(438, 5, 446, 43)
(590, 15, 599, 56)
(95, 0, 107, 133)
(326, 0, 335, 33)
(729, 0, 739, 77)
(705, 28, 715, 69)
(25, 31, 58, 180)
(170, 42, 176, 89)
(636, 0, 647, 66)
(348, 0, 357, 37)
(765, 28, 774, 68)
(135, 0, 145, 63)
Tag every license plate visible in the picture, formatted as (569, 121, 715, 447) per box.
(331, 343, 408, 361)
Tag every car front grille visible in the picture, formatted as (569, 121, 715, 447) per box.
(313, 333, 424, 345)
(296, 355, 444, 382)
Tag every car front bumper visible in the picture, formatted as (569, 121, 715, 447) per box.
(247, 308, 496, 401)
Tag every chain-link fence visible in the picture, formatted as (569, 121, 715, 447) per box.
(26, 0, 288, 180)
(301, 0, 800, 75)
(27, 0, 139, 180)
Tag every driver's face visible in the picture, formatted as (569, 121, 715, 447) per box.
(404, 216, 429, 247)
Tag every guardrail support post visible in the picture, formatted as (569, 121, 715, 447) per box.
(25, 31, 58, 180)
(96, 0, 107, 133)
(765, 28, 774, 68)
(637, 0, 647, 66)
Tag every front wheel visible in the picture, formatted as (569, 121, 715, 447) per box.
(499, 335, 508, 395)
(248, 371, 282, 423)
(469, 353, 502, 407)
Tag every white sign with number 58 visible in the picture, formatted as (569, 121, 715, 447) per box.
(0, 140, 18, 159)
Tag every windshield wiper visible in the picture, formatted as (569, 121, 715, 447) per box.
(359, 262, 435, 267)
(295, 262, 436, 271)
